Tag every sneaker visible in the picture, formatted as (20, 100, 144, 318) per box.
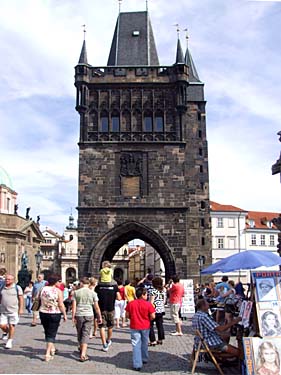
(102, 344, 109, 352)
(5, 339, 13, 349)
(170, 332, 183, 336)
(2, 333, 8, 341)
(106, 340, 112, 347)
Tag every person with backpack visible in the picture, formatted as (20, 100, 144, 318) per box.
(0, 274, 24, 349)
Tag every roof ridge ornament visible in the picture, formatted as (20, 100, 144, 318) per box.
(118, 0, 122, 14)
(82, 24, 86, 41)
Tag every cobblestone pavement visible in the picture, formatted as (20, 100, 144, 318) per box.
(0, 313, 241, 374)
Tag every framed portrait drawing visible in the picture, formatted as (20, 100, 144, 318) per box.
(255, 278, 277, 303)
(244, 337, 281, 375)
(257, 302, 281, 338)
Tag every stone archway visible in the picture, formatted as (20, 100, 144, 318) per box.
(88, 221, 176, 280)
(66, 267, 77, 284)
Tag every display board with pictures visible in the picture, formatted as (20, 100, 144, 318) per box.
(252, 271, 281, 338)
(180, 279, 195, 317)
(244, 337, 281, 375)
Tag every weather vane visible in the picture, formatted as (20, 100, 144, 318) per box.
(173, 23, 180, 39)
(146, 0, 149, 11)
(118, 0, 122, 13)
(184, 28, 189, 47)
(82, 24, 86, 40)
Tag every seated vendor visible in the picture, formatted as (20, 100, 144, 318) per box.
(192, 299, 241, 357)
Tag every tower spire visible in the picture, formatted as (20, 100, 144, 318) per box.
(184, 29, 200, 82)
(173, 24, 184, 64)
(78, 25, 88, 65)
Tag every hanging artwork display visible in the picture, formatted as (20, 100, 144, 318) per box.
(244, 337, 281, 375)
(252, 271, 281, 339)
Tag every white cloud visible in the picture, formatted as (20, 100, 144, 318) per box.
(0, 0, 280, 232)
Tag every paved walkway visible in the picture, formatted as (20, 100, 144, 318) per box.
(0, 313, 241, 374)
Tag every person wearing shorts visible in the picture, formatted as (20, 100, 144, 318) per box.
(0, 274, 24, 349)
(95, 282, 120, 352)
(192, 299, 241, 357)
(114, 280, 126, 328)
(168, 276, 184, 336)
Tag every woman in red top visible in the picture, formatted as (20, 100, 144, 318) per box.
(114, 280, 127, 328)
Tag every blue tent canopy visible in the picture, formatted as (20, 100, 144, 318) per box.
(201, 250, 281, 274)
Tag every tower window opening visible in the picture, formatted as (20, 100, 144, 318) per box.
(155, 116, 164, 132)
(112, 116, 120, 132)
(100, 116, 109, 132)
(144, 116, 153, 132)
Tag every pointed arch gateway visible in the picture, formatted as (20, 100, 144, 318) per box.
(88, 221, 176, 280)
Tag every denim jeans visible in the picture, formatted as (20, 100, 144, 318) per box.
(130, 329, 149, 368)
(26, 296, 32, 314)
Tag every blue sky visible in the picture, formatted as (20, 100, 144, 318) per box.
(0, 0, 280, 233)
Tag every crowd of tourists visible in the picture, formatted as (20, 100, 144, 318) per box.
(0, 262, 251, 371)
(0, 264, 186, 371)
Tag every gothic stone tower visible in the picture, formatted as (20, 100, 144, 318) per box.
(75, 10, 211, 280)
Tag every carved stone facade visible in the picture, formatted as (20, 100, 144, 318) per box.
(76, 10, 211, 281)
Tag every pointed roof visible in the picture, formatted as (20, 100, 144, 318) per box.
(107, 11, 159, 66)
(185, 46, 200, 82)
(78, 40, 88, 65)
(175, 38, 184, 64)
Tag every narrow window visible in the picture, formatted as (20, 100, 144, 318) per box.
(112, 116, 120, 132)
(198, 130, 202, 138)
(100, 116, 109, 132)
(217, 238, 224, 249)
(200, 218, 205, 227)
(144, 116, 153, 132)
(270, 235, 275, 247)
(260, 235, 266, 246)
(251, 234, 257, 245)
(217, 218, 224, 228)
(155, 116, 164, 132)
(200, 201, 206, 210)
(199, 165, 203, 173)
(199, 148, 203, 156)
(201, 237, 205, 246)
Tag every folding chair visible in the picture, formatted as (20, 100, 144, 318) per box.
(190, 329, 225, 375)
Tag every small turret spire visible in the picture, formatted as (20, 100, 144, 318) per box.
(175, 38, 184, 64)
(184, 29, 200, 81)
(78, 25, 88, 65)
(173, 24, 184, 64)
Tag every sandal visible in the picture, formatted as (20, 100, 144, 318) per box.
(44, 355, 54, 362)
(79, 356, 89, 362)
(157, 340, 163, 345)
(50, 348, 58, 356)
(148, 342, 157, 346)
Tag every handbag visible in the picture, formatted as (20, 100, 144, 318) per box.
(31, 297, 41, 311)
(31, 288, 43, 311)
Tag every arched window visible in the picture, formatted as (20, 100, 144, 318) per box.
(111, 112, 120, 132)
(100, 112, 109, 132)
(155, 112, 164, 132)
(90, 110, 98, 132)
(144, 112, 153, 132)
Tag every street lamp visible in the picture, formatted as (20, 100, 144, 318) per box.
(35, 249, 43, 277)
(197, 255, 206, 288)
